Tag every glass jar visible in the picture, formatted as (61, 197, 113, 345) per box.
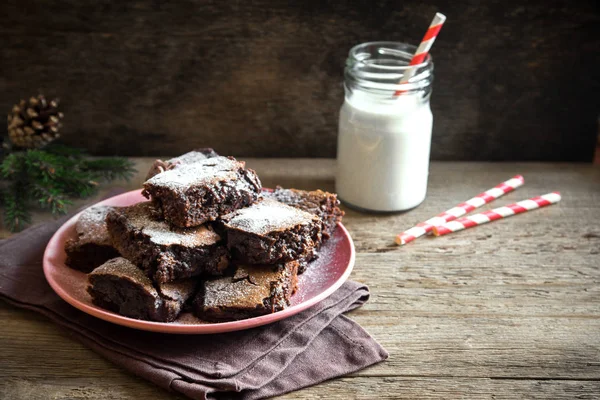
(336, 41, 434, 212)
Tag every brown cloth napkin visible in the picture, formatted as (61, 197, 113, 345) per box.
(0, 210, 388, 399)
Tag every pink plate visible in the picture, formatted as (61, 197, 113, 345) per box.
(43, 189, 355, 334)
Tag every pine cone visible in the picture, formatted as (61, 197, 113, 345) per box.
(7, 95, 63, 149)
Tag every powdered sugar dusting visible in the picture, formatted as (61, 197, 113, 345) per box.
(204, 278, 270, 309)
(223, 198, 317, 235)
(121, 203, 220, 247)
(157, 279, 197, 302)
(202, 264, 287, 309)
(90, 257, 155, 293)
(76, 205, 114, 246)
(293, 231, 341, 304)
(168, 150, 212, 166)
(144, 226, 217, 247)
(144, 156, 241, 189)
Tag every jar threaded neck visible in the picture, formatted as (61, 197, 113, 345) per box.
(345, 42, 434, 96)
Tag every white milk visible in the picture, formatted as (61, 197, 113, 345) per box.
(336, 92, 433, 211)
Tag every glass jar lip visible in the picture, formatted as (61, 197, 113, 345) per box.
(347, 41, 433, 71)
(345, 41, 434, 94)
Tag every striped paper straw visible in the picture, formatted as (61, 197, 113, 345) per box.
(395, 175, 524, 245)
(432, 192, 561, 237)
(393, 12, 446, 96)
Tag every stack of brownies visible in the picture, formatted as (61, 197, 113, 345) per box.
(64, 149, 344, 322)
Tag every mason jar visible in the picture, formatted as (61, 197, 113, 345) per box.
(336, 41, 434, 212)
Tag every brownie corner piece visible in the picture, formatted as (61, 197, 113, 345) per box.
(64, 205, 120, 272)
(264, 187, 344, 241)
(87, 257, 197, 322)
(106, 202, 229, 283)
(142, 156, 262, 227)
(221, 198, 322, 264)
(194, 261, 299, 322)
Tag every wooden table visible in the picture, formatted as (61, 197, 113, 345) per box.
(2, 159, 600, 399)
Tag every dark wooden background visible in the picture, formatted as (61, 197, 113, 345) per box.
(1, 0, 599, 161)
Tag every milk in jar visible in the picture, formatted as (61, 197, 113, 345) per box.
(336, 42, 434, 212)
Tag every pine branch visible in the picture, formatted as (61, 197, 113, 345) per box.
(83, 157, 136, 182)
(30, 183, 72, 215)
(3, 181, 31, 232)
(1, 153, 32, 231)
(0, 146, 137, 232)
(1, 153, 26, 178)
(46, 168, 98, 198)
(21, 149, 97, 198)
(21, 149, 65, 183)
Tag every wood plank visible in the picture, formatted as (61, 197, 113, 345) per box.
(350, 257, 600, 317)
(354, 315, 600, 379)
(280, 377, 600, 399)
(2, 375, 600, 400)
(1, 378, 182, 400)
(0, 1, 598, 160)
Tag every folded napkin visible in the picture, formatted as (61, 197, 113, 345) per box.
(0, 208, 388, 399)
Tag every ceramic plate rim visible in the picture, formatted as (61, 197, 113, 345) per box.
(43, 189, 355, 334)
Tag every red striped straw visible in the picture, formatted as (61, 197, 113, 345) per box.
(393, 12, 446, 96)
(395, 175, 524, 245)
(432, 192, 561, 236)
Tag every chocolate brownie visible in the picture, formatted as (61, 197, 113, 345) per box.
(88, 257, 197, 322)
(264, 187, 344, 241)
(65, 205, 120, 272)
(145, 148, 219, 180)
(142, 156, 262, 228)
(106, 202, 229, 283)
(194, 261, 299, 322)
(220, 198, 322, 264)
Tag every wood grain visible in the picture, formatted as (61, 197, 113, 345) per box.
(0, 1, 599, 161)
(1, 159, 600, 399)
